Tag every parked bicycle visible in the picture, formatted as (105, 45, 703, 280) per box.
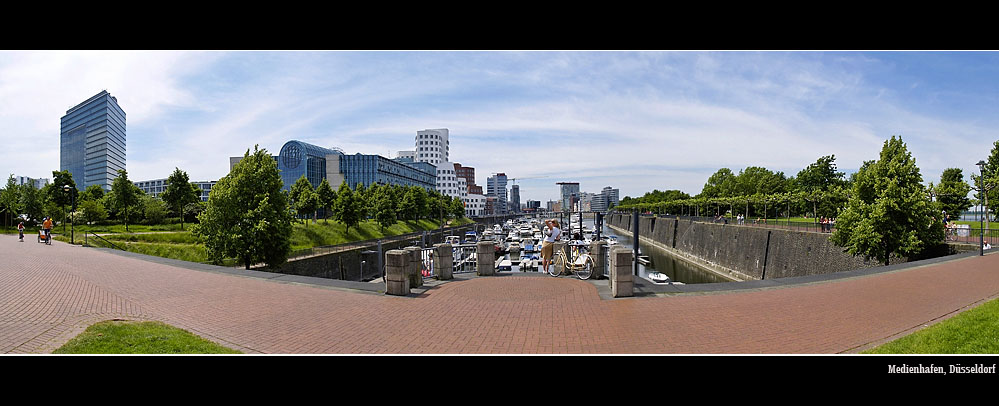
(548, 241, 593, 280)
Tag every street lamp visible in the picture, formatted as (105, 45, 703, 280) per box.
(977, 160, 987, 256)
(63, 185, 75, 245)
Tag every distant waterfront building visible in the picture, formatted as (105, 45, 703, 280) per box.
(557, 182, 580, 212)
(60, 90, 126, 191)
(435, 161, 461, 198)
(486, 173, 508, 215)
(15, 176, 49, 190)
(527, 200, 541, 210)
(463, 193, 486, 217)
(231, 140, 436, 192)
(510, 184, 520, 213)
(590, 186, 620, 212)
(134, 178, 217, 202)
(414, 128, 449, 166)
(396, 150, 415, 160)
(454, 162, 480, 194)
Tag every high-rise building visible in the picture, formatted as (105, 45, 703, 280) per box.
(557, 182, 580, 212)
(15, 176, 49, 190)
(414, 128, 449, 166)
(454, 162, 480, 194)
(487, 173, 508, 214)
(510, 184, 520, 213)
(60, 90, 126, 191)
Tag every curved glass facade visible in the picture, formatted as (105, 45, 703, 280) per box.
(277, 140, 341, 189)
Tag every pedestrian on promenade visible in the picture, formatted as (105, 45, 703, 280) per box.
(541, 219, 561, 275)
(17, 221, 24, 242)
(42, 217, 53, 242)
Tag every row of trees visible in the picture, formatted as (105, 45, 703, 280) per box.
(194, 145, 468, 270)
(616, 136, 999, 267)
(287, 174, 465, 233)
(0, 168, 206, 233)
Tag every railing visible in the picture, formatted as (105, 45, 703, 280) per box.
(452, 244, 479, 275)
(84, 232, 126, 251)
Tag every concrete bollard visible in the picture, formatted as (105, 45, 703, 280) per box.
(434, 243, 453, 280)
(384, 249, 410, 296)
(404, 246, 424, 288)
(476, 241, 495, 276)
(553, 241, 567, 276)
(589, 240, 608, 280)
(608, 246, 633, 297)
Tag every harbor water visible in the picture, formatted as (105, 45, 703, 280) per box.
(599, 223, 733, 284)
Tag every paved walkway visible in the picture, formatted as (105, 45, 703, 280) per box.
(3, 234, 999, 354)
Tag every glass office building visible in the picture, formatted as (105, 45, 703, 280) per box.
(276, 140, 342, 190)
(60, 90, 126, 191)
(270, 140, 436, 191)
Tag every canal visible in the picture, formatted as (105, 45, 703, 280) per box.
(600, 223, 734, 284)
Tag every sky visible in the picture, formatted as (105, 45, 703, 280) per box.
(2, 50, 998, 203)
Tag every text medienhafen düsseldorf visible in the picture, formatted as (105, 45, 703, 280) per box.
(888, 364, 997, 374)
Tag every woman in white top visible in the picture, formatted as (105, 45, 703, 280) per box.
(541, 219, 561, 275)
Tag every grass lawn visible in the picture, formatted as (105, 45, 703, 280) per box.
(53, 320, 241, 354)
(53, 217, 476, 265)
(862, 297, 999, 354)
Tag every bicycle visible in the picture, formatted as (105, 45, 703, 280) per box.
(548, 241, 593, 280)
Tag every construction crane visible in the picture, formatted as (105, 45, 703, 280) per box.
(500, 175, 548, 186)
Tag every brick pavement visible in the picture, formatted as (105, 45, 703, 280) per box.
(2, 234, 999, 354)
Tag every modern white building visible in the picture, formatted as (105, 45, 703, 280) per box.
(15, 176, 49, 190)
(414, 128, 449, 166)
(134, 178, 217, 202)
(436, 161, 462, 199)
(463, 193, 486, 217)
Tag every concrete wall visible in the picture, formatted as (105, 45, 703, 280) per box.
(607, 214, 913, 281)
(262, 223, 480, 281)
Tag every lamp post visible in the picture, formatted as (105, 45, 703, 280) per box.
(977, 160, 987, 256)
(63, 185, 75, 245)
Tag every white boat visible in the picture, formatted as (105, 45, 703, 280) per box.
(648, 271, 670, 284)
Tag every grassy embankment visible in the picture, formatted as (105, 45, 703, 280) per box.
(53, 320, 241, 354)
(862, 296, 999, 354)
(52, 217, 474, 264)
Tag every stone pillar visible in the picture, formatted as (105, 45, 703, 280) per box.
(476, 241, 495, 276)
(608, 246, 633, 297)
(589, 240, 608, 280)
(433, 243, 453, 280)
(552, 241, 567, 276)
(384, 249, 409, 296)
(404, 246, 424, 288)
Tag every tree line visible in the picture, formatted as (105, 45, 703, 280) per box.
(193, 145, 467, 270)
(616, 136, 999, 266)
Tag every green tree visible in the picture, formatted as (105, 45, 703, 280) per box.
(288, 175, 316, 225)
(0, 175, 20, 231)
(80, 184, 105, 203)
(831, 136, 944, 266)
(111, 170, 141, 232)
(934, 168, 972, 221)
(699, 168, 738, 198)
(79, 199, 108, 225)
(971, 140, 999, 223)
(49, 170, 79, 233)
(795, 155, 848, 218)
(194, 145, 293, 270)
(314, 178, 336, 224)
(450, 196, 465, 219)
(19, 183, 43, 225)
(160, 168, 200, 230)
(354, 182, 369, 220)
(374, 192, 397, 232)
(333, 181, 362, 234)
(143, 195, 168, 225)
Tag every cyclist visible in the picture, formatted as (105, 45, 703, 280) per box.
(541, 219, 561, 275)
(17, 221, 25, 242)
(42, 217, 53, 244)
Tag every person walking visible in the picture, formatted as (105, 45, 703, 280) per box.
(42, 217, 53, 244)
(17, 221, 24, 242)
(541, 219, 561, 275)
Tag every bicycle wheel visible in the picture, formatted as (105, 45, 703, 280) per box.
(548, 254, 562, 277)
(576, 256, 593, 280)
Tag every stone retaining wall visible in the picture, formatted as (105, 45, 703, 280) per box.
(607, 213, 912, 280)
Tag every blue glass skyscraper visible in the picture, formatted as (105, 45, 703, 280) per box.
(60, 90, 126, 190)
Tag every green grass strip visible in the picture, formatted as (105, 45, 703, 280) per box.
(863, 297, 999, 354)
(53, 320, 241, 354)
